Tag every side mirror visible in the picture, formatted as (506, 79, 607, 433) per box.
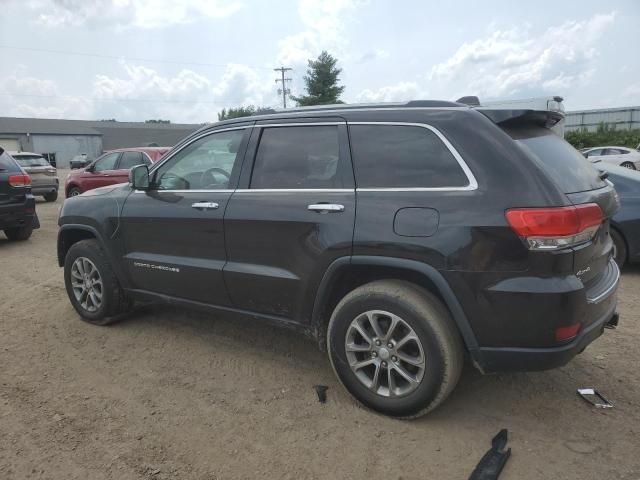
(129, 164, 150, 190)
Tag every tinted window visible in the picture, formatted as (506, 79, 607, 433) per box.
(349, 125, 468, 188)
(119, 151, 144, 169)
(155, 129, 245, 190)
(15, 155, 49, 167)
(94, 152, 120, 172)
(507, 127, 605, 193)
(586, 149, 603, 157)
(605, 148, 627, 155)
(0, 151, 18, 170)
(251, 126, 341, 189)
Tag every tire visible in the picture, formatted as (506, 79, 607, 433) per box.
(63, 239, 132, 325)
(611, 228, 627, 268)
(67, 187, 82, 197)
(327, 280, 464, 418)
(4, 225, 33, 241)
(44, 191, 58, 202)
(621, 162, 636, 170)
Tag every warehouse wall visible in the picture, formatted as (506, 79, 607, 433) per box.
(30, 135, 103, 168)
(566, 107, 640, 132)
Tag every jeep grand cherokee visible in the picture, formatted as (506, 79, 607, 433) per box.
(57, 101, 619, 418)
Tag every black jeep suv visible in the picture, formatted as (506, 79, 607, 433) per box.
(57, 101, 619, 418)
(1, 148, 39, 241)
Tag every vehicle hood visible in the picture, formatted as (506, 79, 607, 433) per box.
(79, 183, 129, 197)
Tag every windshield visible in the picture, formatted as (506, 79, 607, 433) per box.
(15, 155, 50, 167)
(505, 126, 606, 193)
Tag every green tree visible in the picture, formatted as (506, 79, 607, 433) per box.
(145, 119, 171, 124)
(217, 105, 271, 121)
(565, 123, 640, 150)
(291, 51, 345, 106)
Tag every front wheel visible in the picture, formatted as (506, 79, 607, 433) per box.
(64, 239, 132, 325)
(67, 187, 82, 197)
(621, 161, 636, 170)
(327, 280, 464, 418)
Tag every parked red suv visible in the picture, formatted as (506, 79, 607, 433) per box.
(65, 147, 170, 197)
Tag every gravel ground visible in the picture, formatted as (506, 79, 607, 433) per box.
(1, 176, 639, 479)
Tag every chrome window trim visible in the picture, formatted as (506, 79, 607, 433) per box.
(235, 188, 353, 193)
(348, 121, 478, 192)
(148, 125, 251, 175)
(255, 122, 345, 127)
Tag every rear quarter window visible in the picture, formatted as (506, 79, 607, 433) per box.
(506, 127, 605, 194)
(349, 124, 469, 188)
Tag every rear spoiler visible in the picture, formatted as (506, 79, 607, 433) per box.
(478, 109, 564, 129)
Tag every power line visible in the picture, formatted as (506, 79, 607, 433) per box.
(274, 66, 292, 109)
(0, 91, 273, 107)
(0, 44, 276, 71)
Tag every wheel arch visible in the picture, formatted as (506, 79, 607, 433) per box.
(311, 256, 480, 358)
(57, 225, 103, 267)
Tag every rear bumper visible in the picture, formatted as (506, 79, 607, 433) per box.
(0, 196, 38, 230)
(477, 301, 617, 372)
(31, 183, 59, 195)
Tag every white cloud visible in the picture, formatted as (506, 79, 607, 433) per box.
(92, 63, 277, 122)
(428, 12, 616, 100)
(0, 66, 92, 119)
(276, 0, 361, 66)
(27, 0, 242, 29)
(355, 82, 424, 103)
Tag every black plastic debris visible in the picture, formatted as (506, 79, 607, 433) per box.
(313, 385, 328, 403)
(468, 429, 511, 480)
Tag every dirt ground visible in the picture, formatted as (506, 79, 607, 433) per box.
(1, 173, 639, 480)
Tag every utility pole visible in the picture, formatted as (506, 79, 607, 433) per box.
(274, 66, 292, 108)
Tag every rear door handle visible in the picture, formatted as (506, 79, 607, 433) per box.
(191, 201, 219, 210)
(308, 203, 345, 213)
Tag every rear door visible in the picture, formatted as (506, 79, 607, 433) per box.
(113, 151, 145, 183)
(223, 119, 355, 322)
(507, 126, 617, 286)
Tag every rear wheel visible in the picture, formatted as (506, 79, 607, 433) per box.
(4, 225, 33, 241)
(64, 239, 132, 325)
(328, 280, 464, 418)
(621, 161, 636, 170)
(44, 191, 58, 202)
(67, 187, 82, 197)
(611, 228, 627, 268)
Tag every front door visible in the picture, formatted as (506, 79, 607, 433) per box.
(84, 152, 121, 191)
(223, 119, 356, 322)
(120, 126, 252, 305)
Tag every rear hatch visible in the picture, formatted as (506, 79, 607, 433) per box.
(484, 110, 618, 288)
(14, 155, 56, 186)
(0, 150, 29, 205)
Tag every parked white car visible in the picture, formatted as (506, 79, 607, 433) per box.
(582, 146, 640, 170)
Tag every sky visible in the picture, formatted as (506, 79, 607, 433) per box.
(0, 0, 638, 123)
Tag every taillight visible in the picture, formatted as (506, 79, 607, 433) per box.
(8, 174, 31, 187)
(505, 203, 603, 251)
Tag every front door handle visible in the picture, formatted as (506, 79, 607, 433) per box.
(191, 201, 219, 210)
(308, 203, 345, 213)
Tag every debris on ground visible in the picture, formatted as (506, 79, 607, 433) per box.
(313, 385, 328, 403)
(468, 429, 511, 480)
(577, 388, 614, 409)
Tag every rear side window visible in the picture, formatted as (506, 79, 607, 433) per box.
(94, 152, 120, 172)
(349, 124, 468, 188)
(251, 126, 342, 189)
(118, 151, 144, 169)
(0, 151, 18, 171)
(507, 127, 605, 193)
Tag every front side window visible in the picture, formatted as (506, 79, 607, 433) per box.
(250, 126, 341, 189)
(154, 129, 245, 190)
(93, 152, 120, 172)
(349, 124, 468, 188)
(118, 151, 144, 170)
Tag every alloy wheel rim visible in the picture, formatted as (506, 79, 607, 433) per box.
(70, 257, 103, 312)
(345, 310, 426, 398)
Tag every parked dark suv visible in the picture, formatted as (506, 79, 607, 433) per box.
(57, 101, 619, 418)
(1, 148, 39, 241)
